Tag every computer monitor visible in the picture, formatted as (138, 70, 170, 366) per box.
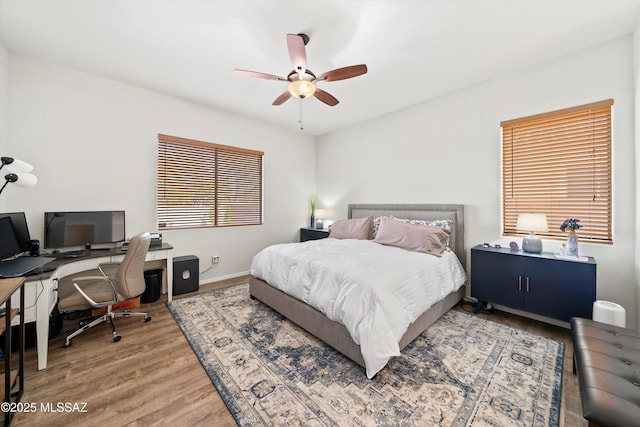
(0, 212, 31, 251)
(0, 216, 21, 260)
(44, 210, 125, 249)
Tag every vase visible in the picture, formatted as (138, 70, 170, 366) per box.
(566, 230, 579, 256)
(310, 214, 315, 228)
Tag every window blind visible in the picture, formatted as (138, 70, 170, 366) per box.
(157, 134, 263, 230)
(501, 99, 613, 243)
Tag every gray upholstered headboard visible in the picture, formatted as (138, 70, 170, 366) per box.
(348, 203, 465, 267)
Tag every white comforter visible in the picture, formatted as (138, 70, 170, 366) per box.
(249, 238, 467, 378)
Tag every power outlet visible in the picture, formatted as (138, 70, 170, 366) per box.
(212, 255, 220, 264)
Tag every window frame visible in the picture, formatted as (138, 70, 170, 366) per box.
(157, 134, 264, 231)
(501, 99, 613, 244)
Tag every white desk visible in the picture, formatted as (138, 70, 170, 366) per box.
(11, 244, 173, 370)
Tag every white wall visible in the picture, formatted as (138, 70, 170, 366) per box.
(0, 41, 8, 211)
(5, 54, 315, 282)
(316, 35, 638, 327)
(634, 18, 640, 331)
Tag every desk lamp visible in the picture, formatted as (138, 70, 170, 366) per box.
(516, 213, 548, 253)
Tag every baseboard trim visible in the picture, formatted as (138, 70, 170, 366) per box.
(199, 271, 250, 286)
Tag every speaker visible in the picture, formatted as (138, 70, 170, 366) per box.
(27, 239, 40, 257)
(173, 255, 199, 295)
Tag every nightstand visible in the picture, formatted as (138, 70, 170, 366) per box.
(300, 227, 330, 242)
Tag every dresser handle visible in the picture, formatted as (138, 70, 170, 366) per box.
(526, 277, 530, 292)
(518, 275, 522, 291)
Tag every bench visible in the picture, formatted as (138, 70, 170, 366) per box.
(570, 317, 640, 427)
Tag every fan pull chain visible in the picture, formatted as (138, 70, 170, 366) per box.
(299, 99, 304, 131)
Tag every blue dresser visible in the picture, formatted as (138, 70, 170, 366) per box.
(471, 245, 596, 323)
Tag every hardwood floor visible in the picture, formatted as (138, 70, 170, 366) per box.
(9, 276, 585, 426)
(11, 277, 244, 427)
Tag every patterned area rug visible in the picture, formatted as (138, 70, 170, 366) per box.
(168, 284, 564, 426)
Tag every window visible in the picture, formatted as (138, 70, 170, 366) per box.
(157, 134, 263, 230)
(501, 99, 613, 243)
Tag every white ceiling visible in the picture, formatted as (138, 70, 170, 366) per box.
(1, 0, 640, 136)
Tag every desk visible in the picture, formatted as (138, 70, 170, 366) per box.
(12, 244, 173, 370)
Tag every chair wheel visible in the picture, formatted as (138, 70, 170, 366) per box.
(64, 340, 72, 347)
(114, 335, 122, 342)
(145, 316, 152, 323)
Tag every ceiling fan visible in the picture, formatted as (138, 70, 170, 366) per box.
(234, 33, 367, 107)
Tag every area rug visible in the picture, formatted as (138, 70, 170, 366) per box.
(168, 284, 564, 426)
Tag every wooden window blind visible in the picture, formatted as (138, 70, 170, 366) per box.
(157, 134, 263, 230)
(501, 99, 613, 243)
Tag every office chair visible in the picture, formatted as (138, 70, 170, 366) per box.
(59, 232, 152, 347)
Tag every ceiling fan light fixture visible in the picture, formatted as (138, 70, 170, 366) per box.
(287, 79, 316, 98)
(235, 33, 367, 111)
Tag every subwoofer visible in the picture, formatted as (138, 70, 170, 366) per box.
(173, 255, 199, 295)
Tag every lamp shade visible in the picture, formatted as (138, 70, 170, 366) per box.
(516, 213, 548, 253)
(288, 80, 316, 98)
(6, 172, 38, 188)
(516, 213, 549, 233)
(0, 156, 34, 173)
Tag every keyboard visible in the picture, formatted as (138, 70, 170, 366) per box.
(50, 250, 85, 259)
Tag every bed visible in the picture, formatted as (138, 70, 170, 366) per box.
(249, 204, 467, 378)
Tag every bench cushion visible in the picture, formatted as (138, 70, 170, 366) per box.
(571, 317, 640, 427)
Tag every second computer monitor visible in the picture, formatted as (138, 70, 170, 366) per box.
(0, 212, 31, 251)
(0, 216, 21, 260)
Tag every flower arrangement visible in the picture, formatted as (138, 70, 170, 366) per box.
(309, 198, 317, 228)
(560, 218, 582, 232)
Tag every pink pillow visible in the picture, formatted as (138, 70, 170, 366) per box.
(373, 216, 449, 256)
(328, 216, 373, 240)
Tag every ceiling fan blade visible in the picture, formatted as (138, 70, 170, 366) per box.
(317, 64, 368, 82)
(286, 33, 307, 76)
(272, 91, 292, 106)
(314, 88, 339, 106)
(234, 69, 286, 81)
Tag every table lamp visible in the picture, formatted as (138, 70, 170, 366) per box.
(516, 213, 548, 253)
(315, 209, 325, 229)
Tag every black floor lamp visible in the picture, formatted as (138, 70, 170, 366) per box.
(0, 156, 37, 195)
